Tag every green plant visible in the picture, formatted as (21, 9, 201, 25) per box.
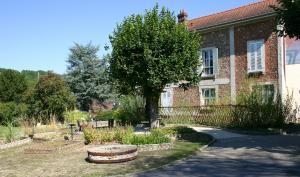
(126, 128, 171, 145)
(115, 95, 146, 125)
(0, 69, 27, 103)
(66, 43, 115, 111)
(162, 126, 195, 136)
(0, 102, 27, 126)
(109, 4, 201, 127)
(95, 110, 115, 121)
(83, 127, 134, 144)
(26, 72, 76, 123)
(64, 110, 90, 123)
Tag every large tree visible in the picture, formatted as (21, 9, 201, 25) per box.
(109, 5, 201, 128)
(27, 72, 76, 123)
(0, 69, 27, 103)
(272, 0, 300, 39)
(66, 43, 113, 111)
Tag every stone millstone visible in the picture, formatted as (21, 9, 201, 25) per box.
(87, 145, 138, 163)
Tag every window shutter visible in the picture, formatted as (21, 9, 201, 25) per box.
(256, 42, 263, 71)
(213, 48, 218, 76)
(198, 50, 203, 75)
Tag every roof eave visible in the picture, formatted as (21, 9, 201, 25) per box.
(190, 12, 277, 33)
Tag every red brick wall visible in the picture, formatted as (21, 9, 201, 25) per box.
(173, 86, 200, 107)
(234, 18, 279, 95)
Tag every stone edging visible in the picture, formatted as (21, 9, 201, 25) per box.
(137, 143, 173, 152)
(0, 137, 32, 150)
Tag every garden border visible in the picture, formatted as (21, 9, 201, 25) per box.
(137, 143, 173, 152)
(0, 137, 32, 150)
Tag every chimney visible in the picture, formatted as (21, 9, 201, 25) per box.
(177, 10, 188, 23)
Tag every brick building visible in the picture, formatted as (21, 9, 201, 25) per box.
(160, 0, 300, 116)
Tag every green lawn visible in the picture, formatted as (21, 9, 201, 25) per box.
(0, 132, 212, 177)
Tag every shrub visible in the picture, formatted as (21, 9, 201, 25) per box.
(64, 110, 90, 124)
(231, 91, 295, 129)
(0, 102, 27, 126)
(94, 110, 115, 121)
(26, 72, 76, 123)
(114, 95, 146, 125)
(83, 127, 133, 144)
(127, 129, 171, 145)
(83, 127, 171, 145)
(162, 126, 195, 136)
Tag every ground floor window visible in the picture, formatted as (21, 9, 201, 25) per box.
(252, 84, 275, 103)
(202, 88, 216, 105)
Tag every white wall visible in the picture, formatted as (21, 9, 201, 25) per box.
(285, 38, 300, 119)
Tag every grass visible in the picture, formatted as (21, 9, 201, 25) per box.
(0, 129, 211, 177)
(0, 126, 23, 142)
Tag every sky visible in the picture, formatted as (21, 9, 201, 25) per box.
(0, 0, 260, 74)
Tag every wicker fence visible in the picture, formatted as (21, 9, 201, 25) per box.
(158, 105, 289, 128)
(159, 106, 237, 127)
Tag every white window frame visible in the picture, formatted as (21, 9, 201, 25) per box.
(247, 39, 265, 74)
(200, 47, 218, 78)
(250, 82, 277, 102)
(200, 86, 218, 105)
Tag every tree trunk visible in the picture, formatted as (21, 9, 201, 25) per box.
(145, 95, 160, 128)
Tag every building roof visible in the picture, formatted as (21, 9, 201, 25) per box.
(188, 0, 279, 31)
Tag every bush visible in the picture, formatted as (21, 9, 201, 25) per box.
(83, 127, 171, 145)
(127, 129, 171, 145)
(64, 110, 90, 124)
(115, 95, 146, 125)
(0, 102, 27, 126)
(83, 127, 133, 144)
(94, 110, 115, 121)
(230, 92, 294, 129)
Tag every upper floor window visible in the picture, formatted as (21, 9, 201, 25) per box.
(247, 39, 265, 73)
(201, 48, 218, 77)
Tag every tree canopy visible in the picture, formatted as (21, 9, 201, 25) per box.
(27, 72, 76, 123)
(66, 43, 113, 111)
(272, 0, 300, 39)
(0, 69, 27, 103)
(109, 5, 201, 127)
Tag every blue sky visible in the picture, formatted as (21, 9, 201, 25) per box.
(0, 0, 259, 74)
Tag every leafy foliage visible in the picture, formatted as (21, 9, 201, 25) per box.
(0, 69, 27, 103)
(66, 43, 113, 111)
(83, 126, 171, 145)
(21, 70, 48, 88)
(109, 4, 201, 127)
(272, 0, 300, 39)
(27, 72, 76, 123)
(0, 102, 28, 126)
(63, 110, 90, 124)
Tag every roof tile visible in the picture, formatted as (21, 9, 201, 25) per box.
(188, 0, 279, 30)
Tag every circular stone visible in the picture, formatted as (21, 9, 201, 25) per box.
(87, 145, 138, 163)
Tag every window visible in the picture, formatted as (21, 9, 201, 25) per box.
(252, 84, 275, 103)
(202, 88, 216, 105)
(201, 48, 218, 77)
(247, 40, 265, 73)
(161, 88, 172, 107)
